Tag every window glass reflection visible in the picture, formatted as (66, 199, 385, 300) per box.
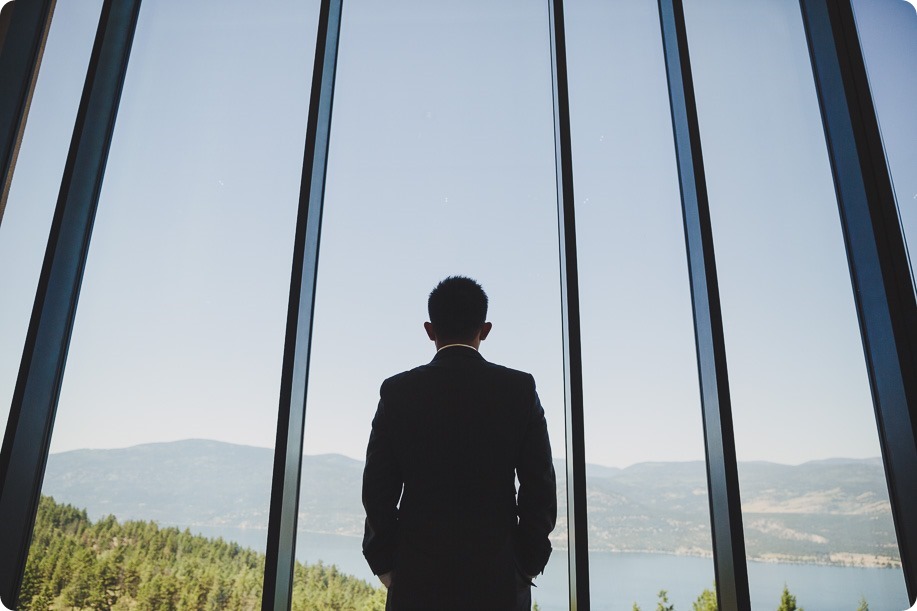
(683, 0, 909, 608)
(565, 0, 716, 608)
(297, 0, 568, 607)
(21, 0, 318, 608)
(0, 0, 102, 444)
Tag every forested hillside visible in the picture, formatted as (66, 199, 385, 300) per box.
(19, 496, 386, 611)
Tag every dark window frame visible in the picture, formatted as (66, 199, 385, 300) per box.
(657, 0, 751, 608)
(548, 0, 591, 609)
(262, 0, 343, 608)
(799, 0, 917, 601)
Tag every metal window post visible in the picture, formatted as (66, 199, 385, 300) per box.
(657, 0, 751, 609)
(261, 0, 342, 609)
(800, 0, 917, 603)
(548, 0, 590, 609)
(0, 0, 141, 606)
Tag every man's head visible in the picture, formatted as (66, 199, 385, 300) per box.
(424, 276, 492, 349)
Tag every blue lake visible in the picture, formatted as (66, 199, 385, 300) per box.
(532, 551, 909, 611)
(195, 527, 910, 610)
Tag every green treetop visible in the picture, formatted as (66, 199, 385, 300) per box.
(693, 583, 717, 611)
(777, 585, 803, 611)
(657, 589, 675, 611)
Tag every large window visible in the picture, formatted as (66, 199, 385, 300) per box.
(565, 0, 715, 608)
(20, 1, 319, 608)
(294, 0, 569, 607)
(1, 1, 914, 610)
(684, 0, 909, 608)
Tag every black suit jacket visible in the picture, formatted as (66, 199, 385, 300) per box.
(362, 345, 557, 610)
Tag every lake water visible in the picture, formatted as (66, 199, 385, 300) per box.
(194, 527, 910, 610)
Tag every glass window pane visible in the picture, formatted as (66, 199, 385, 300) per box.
(851, 0, 917, 294)
(565, 0, 716, 608)
(21, 1, 319, 608)
(296, 0, 569, 608)
(0, 0, 102, 442)
(683, 0, 909, 608)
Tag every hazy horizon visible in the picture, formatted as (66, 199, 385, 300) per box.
(44, 436, 885, 470)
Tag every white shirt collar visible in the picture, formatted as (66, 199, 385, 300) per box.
(436, 343, 478, 353)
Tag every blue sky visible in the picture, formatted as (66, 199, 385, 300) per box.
(0, 0, 914, 472)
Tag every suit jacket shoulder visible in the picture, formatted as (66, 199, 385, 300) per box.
(380, 354, 537, 407)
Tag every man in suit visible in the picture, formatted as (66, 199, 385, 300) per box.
(362, 276, 557, 610)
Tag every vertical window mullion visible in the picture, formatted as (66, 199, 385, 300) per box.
(261, 0, 342, 609)
(800, 0, 917, 602)
(656, 0, 751, 609)
(548, 0, 590, 608)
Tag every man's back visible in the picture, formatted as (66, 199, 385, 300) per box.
(362, 345, 556, 610)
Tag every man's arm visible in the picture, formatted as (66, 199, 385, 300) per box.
(362, 391, 402, 579)
(514, 378, 557, 578)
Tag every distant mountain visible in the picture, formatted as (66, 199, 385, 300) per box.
(42, 439, 364, 538)
(41, 439, 899, 568)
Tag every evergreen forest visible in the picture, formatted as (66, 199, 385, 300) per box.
(18, 496, 874, 610)
(19, 496, 386, 610)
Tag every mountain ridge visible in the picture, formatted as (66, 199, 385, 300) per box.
(41, 438, 899, 568)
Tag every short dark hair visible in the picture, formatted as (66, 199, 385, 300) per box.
(427, 276, 488, 342)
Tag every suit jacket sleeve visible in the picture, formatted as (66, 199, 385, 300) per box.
(514, 376, 557, 577)
(362, 386, 402, 576)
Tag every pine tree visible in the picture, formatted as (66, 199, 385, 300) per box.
(61, 548, 95, 609)
(776, 585, 803, 611)
(693, 584, 717, 611)
(855, 597, 869, 611)
(657, 589, 675, 611)
(18, 551, 42, 609)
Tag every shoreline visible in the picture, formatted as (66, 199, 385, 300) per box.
(548, 546, 901, 570)
(185, 524, 904, 571)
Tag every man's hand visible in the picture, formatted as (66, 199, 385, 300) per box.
(378, 571, 393, 589)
